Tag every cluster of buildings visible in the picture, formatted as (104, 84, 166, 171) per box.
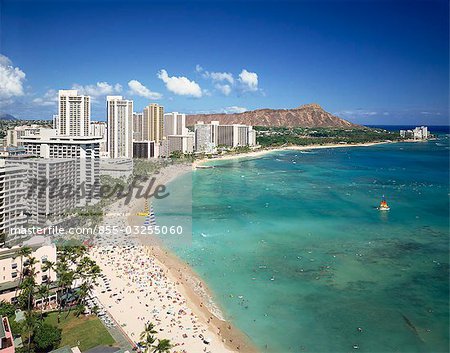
(0, 235, 58, 353)
(0, 89, 257, 245)
(400, 126, 430, 140)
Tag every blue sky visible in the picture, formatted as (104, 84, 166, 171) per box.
(0, 0, 448, 125)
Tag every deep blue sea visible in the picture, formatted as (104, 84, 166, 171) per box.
(166, 134, 449, 353)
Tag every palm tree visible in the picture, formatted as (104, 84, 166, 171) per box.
(37, 284, 49, 320)
(13, 247, 32, 298)
(18, 256, 37, 313)
(139, 334, 157, 353)
(152, 339, 172, 353)
(55, 264, 74, 322)
(42, 259, 55, 283)
(74, 303, 86, 317)
(140, 322, 158, 340)
(41, 259, 54, 310)
(23, 310, 37, 353)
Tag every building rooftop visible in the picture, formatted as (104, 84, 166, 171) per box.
(0, 280, 20, 293)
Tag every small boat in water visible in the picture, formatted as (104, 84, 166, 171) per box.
(378, 195, 390, 211)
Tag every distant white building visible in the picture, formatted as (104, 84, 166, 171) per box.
(217, 124, 256, 147)
(107, 96, 133, 159)
(194, 121, 256, 152)
(162, 134, 194, 157)
(90, 121, 107, 153)
(413, 126, 429, 140)
(52, 114, 59, 130)
(57, 90, 91, 137)
(163, 112, 188, 137)
(400, 126, 429, 140)
(194, 121, 217, 153)
(248, 129, 257, 146)
(6, 125, 42, 147)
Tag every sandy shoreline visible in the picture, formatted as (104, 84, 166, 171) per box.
(192, 141, 395, 168)
(128, 164, 258, 352)
(89, 163, 258, 353)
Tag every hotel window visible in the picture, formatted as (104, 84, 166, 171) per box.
(11, 272, 17, 278)
(11, 263, 17, 269)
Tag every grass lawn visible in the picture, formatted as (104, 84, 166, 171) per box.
(44, 311, 116, 352)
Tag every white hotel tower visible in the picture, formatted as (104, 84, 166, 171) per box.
(57, 90, 91, 137)
(107, 96, 133, 158)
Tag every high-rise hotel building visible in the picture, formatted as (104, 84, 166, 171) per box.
(0, 160, 26, 243)
(194, 121, 256, 152)
(132, 112, 144, 141)
(19, 129, 101, 206)
(10, 158, 77, 226)
(143, 103, 164, 143)
(106, 96, 133, 158)
(57, 90, 91, 137)
(163, 112, 187, 137)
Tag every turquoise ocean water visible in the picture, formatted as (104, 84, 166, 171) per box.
(164, 136, 449, 353)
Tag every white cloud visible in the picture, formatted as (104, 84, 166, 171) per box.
(158, 69, 202, 98)
(238, 69, 258, 92)
(215, 83, 231, 96)
(335, 110, 378, 118)
(190, 106, 248, 114)
(223, 106, 247, 114)
(33, 89, 58, 106)
(196, 65, 263, 96)
(203, 71, 234, 84)
(128, 80, 162, 99)
(72, 82, 122, 97)
(0, 54, 26, 99)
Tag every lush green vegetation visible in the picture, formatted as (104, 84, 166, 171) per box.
(44, 312, 115, 352)
(254, 126, 401, 147)
(0, 245, 106, 353)
(33, 323, 62, 352)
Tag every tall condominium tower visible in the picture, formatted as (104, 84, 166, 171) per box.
(20, 129, 102, 206)
(132, 112, 144, 141)
(143, 103, 164, 143)
(0, 160, 26, 243)
(107, 96, 133, 158)
(10, 158, 77, 226)
(163, 112, 187, 137)
(57, 90, 90, 137)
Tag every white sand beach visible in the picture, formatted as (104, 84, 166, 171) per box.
(88, 163, 257, 353)
(192, 141, 394, 168)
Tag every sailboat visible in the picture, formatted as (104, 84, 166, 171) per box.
(378, 195, 390, 211)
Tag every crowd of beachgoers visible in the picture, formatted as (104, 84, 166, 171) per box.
(86, 164, 254, 353)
